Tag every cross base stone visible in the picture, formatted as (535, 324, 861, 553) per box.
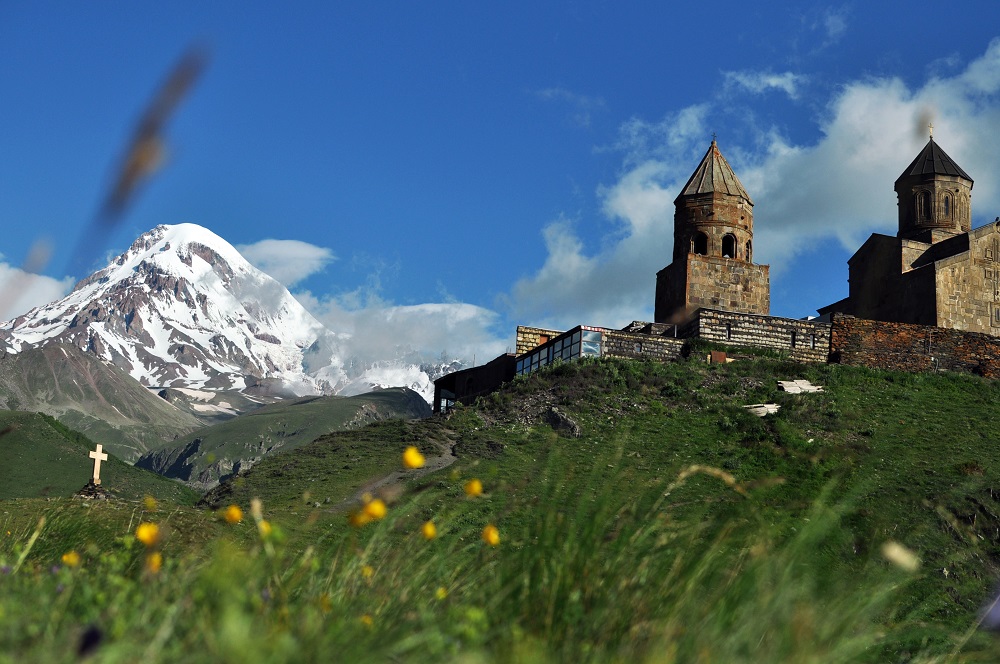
(74, 481, 114, 501)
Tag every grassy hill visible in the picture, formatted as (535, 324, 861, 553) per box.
(136, 387, 431, 490)
(0, 410, 198, 503)
(4, 353, 1000, 661)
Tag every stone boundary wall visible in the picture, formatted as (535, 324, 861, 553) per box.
(603, 330, 686, 362)
(515, 325, 565, 356)
(829, 314, 1000, 377)
(691, 309, 832, 363)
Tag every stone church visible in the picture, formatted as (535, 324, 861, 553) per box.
(654, 140, 770, 323)
(818, 134, 1000, 333)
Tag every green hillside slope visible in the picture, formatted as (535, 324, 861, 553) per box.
(198, 355, 1000, 660)
(0, 411, 198, 503)
(137, 387, 431, 490)
(5, 355, 1000, 662)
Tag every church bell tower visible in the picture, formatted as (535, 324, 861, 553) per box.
(654, 139, 770, 323)
(895, 131, 974, 242)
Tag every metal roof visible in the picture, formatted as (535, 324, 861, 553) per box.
(677, 140, 753, 204)
(896, 137, 973, 183)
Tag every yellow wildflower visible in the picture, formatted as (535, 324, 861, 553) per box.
(143, 495, 157, 511)
(146, 551, 163, 574)
(402, 446, 426, 469)
(482, 524, 500, 547)
(464, 478, 483, 498)
(135, 522, 160, 548)
(223, 504, 243, 524)
(435, 586, 448, 600)
(360, 614, 374, 627)
(258, 520, 273, 538)
(363, 498, 387, 520)
(421, 520, 437, 540)
(61, 551, 81, 568)
(361, 564, 374, 579)
(349, 511, 371, 528)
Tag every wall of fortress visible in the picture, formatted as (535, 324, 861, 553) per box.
(686, 309, 832, 363)
(602, 329, 686, 362)
(829, 313, 1000, 378)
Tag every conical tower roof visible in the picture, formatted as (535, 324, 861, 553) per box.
(896, 137, 973, 183)
(676, 140, 753, 205)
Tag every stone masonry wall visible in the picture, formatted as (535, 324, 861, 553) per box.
(686, 255, 770, 315)
(934, 226, 1000, 333)
(603, 330, 686, 362)
(692, 309, 831, 363)
(515, 325, 565, 356)
(829, 313, 1000, 377)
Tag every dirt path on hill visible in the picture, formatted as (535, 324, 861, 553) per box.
(332, 422, 461, 512)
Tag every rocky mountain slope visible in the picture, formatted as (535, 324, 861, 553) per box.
(0, 343, 202, 460)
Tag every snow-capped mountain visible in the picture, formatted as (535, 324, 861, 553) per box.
(339, 358, 465, 399)
(0, 224, 350, 396)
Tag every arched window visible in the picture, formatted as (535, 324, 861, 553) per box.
(745, 240, 752, 263)
(692, 232, 708, 255)
(944, 195, 950, 217)
(722, 233, 737, 259)
(917, 191, 931, 220)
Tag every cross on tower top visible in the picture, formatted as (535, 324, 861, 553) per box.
(929, 122, 934, 139)
(89, 444, 108, 486)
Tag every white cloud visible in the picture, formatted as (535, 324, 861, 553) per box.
(0, 264, 74, 321)
(295, 288, 508, 365)
(747, 38, 1000, 265)
(536, 87, 607, 128)
(723, 70, 805, 99)
(503, 38, 1000, 327)
(822, 7, 848, 43)
(237, 239, 335, 287)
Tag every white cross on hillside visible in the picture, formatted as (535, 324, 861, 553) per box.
(89, 444, 108, 485)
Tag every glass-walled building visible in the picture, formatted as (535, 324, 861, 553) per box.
(515, 326, 605, 376)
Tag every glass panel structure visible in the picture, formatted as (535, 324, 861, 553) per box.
(515, 326, 604, 376)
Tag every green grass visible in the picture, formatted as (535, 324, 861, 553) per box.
(3, 356, 1000, 661)
(0, 411, 198, 504)
(137, 387, 429, 489)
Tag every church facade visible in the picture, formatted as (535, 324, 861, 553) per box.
(654, 140, 770, 323)
(819, 135, 1000, 334)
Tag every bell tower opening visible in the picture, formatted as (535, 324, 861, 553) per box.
(722, 234, 737, 259)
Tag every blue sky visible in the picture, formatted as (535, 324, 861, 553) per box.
(2, 3, 1000, 365)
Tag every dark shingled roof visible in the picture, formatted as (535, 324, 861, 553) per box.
(897, 137, 973, 183)
(677, 140, 753, 204)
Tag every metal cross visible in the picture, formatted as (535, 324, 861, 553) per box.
(929, 122, 934, 138)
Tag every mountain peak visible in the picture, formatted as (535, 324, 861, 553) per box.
(2, 223, 346, 395)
